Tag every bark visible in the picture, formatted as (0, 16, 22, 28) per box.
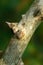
(0, 0, 43, 65)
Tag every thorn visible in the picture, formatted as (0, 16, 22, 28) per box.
(22, 14, 27, 22)
(6, 21, 12, 28)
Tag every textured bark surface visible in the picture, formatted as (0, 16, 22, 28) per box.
(0, 0, 43, 65)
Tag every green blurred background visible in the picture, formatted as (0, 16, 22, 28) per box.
(0, 0, 43, 65)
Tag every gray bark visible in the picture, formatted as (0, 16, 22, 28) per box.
(0, 0, 43, 65)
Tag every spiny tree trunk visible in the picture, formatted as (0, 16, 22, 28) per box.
(0, 0, 43, 65)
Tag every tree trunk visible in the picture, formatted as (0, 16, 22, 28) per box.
(0, 0, 43, 65)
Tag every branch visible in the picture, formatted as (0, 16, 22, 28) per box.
(0, 0, 43, 65)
